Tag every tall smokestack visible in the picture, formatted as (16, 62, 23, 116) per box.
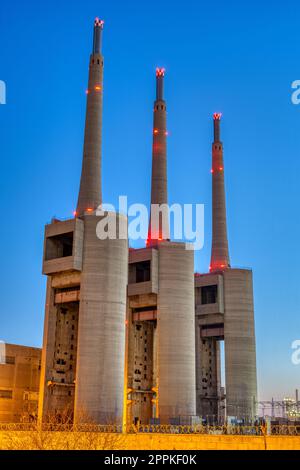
(210, 113, 230, 271)
(147, 68, 169, 244)
(76, 18, 104, 216)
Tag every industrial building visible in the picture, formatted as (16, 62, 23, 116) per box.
(0, 344, 41, 423)
(1, 18, 257, 425)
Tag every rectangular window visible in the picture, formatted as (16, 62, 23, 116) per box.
(4, 356, 15, 365)
(45, 232, 73, 260)
(0, 390, 13, 399)
(201, 285, 218, 305)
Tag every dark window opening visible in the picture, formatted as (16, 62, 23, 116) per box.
(0, 390, 12, 399)
(3, 356, 15, 365)
(130, 261, 151, 283)
(45, 232, 73, 260)
(201, 285, 218, 304)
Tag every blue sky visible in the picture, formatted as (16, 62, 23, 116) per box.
(0, 0, 300, 401)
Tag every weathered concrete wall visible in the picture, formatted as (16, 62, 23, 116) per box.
(74, 213, 128, 425)
(157, 242, 196, 423)
(223, 268, 257, 419)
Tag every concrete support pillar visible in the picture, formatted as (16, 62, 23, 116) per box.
(157, 242, 196, 423)
(223, 269, 257, 422)
(74, 213, 128, 424)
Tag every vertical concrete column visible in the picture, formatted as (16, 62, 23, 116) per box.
(157, 242, 196, 423)
(38, 278, 56, 422)
(74, 213, 128, 424)
(223, 269, 257, 421)
(77, 19, 104, 216)
(210, 114, 230, 271)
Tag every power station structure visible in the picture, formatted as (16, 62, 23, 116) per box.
(38, 19, 257, 426)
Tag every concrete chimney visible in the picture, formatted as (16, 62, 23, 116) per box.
(147, 68, 169, 245)
(76, 18, 104, 216)
(210, 113, 230, 271)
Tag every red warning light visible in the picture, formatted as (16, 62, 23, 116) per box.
(154, 129, 159, 135)
(85, 89, 90, 95)
(219, 167, 223, 171)
(86, 208, 93, 213)
(94, 85, 101, 91)
(156, 67, 165, 77)
(213, 113, 222, 120)
(95, 18, 104, 28)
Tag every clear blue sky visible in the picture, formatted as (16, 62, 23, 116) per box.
(0, 0, 299, 401)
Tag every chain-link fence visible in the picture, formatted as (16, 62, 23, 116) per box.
(0, 423, 300, 435)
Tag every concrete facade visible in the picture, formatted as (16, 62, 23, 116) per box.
(74, 213, 128, 424)
(194, 116, 257, 423)
(0, 344, 41, 423)
(157, 242, 196, 423)
(126, 243, 196, 426)
(39, 20, 128, 425)
(210, 114, 230, 271)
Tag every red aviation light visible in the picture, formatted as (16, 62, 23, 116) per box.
(73, 210, 77, 217)
(153, 128, 159, 135)
(85, 89, 90, 95)
(219, 166, 223, 171)
(210, 169, 214, 174)
(213, 112, 222, 120)
(94, 85, 101, 91)
(156, 67, 165, 77)
(94, 18, 104, 28)
(86, 208, 93, 213)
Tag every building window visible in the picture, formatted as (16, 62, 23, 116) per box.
(201, 285, 218, 304)
(45, 232, 73, 260)
(4, 356, 15, 365)
(0, 390, 13, 399)
(130, 261, 151, 283)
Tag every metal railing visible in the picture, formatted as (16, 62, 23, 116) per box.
(0, 423, 300, 435)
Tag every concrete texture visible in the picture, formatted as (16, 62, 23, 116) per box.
(76, 20, 104, 216)
(223, 268, 257, 419)
(0, 344, 41, 423)
(157, 242, 196, 423)
(210, 114, 230, 271)
(74, 213, 128, 425)
(148, 69, 169, 243)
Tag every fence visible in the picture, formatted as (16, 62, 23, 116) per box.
(0, 423, 300, 436)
